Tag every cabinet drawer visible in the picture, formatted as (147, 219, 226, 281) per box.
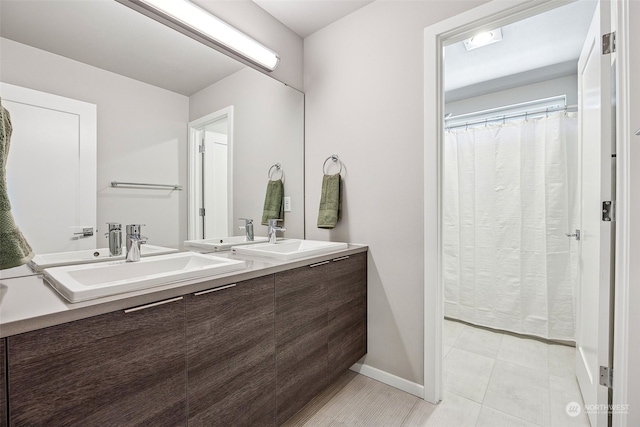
(275, 264, 329, 425)
(328, 252, 367, 382)
(186, 276, 275, 427)
(1, 339, 5, 427)
(7, 297, 186, 427)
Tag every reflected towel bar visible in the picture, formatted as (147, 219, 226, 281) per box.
(111, 181, 182, 190)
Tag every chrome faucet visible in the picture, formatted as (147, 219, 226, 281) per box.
(126, 224, 147, 262)
(105, 223, 122, 257)
(238, 218, 254, 241)
(267, 219, 285, 244)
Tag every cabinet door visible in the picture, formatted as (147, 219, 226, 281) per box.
(186, 276, 275, 426)
(328, 253, 367, 383)
(275, 262, 328, 425)
(7, 297, 186, 427)
(1, 339, 6, 427)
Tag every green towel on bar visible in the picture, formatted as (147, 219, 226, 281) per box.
(317, 173, 341, 229)
(0, 100, 34, 270)
(261, 179, 284, 225)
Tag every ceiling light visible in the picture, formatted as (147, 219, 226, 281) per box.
(116, 0, 280, 71)
(463, 28, 503, 51)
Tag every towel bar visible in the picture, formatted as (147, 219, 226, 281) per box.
(323, 154, 343, 175)
(111, 181, 182, 190)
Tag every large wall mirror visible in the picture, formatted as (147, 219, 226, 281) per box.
(0, 0, 304, 255)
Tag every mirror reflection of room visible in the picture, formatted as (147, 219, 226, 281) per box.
(0, 0, 304, 256)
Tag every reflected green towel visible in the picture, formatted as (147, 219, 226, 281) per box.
(317, 174, 341, 229)
(1, 101, 34, 270)
(261, 179, 284, 225)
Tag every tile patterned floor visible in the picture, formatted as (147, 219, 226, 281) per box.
(284, 319, 591, 426)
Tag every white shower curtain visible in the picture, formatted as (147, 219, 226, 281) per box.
(443, 112, 579, 341)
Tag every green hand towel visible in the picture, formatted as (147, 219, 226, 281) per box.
(261, 179, 284, 225)
(317, 173, 341, 229)
(1, 101, 34, 270)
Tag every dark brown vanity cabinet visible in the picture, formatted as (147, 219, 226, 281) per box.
(186, 276, 275, 426)
(275, 252, 367, 425)
(1, 339, 6, 427)
(328, 253, 367, 383)
(1, 249, 367, 427)
(275, 261, 329, 425)
(6, 297, 187, 427)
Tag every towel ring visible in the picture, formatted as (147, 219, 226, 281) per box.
(268, 163, 284, 180)
(323, 154, 343, 175)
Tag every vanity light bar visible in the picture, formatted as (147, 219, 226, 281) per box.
(116, 0, 280, 72)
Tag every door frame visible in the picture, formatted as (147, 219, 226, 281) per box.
(423, 1, 630, 419)
(187, 106, 234, 240)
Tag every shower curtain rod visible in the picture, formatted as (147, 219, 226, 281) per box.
(445, 104, 578, 131)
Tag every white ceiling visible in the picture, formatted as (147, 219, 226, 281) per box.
(444, 0, 597, 94)
(252, 0, 374, 38)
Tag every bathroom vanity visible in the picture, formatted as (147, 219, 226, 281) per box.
(0, 245, 367, 426)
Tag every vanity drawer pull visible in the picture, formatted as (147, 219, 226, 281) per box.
(124, 296, 183, 313)
(194, 283, 237, 296)
(332, 256, 350, 262)
(309, 261, 330, 268)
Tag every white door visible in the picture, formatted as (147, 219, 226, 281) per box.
(1, 83, 97, 253)
(202, 130, 229, 238)
(575, 2, 614, 426)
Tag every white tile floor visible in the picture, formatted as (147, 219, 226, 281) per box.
(441, 319, 591, 427)
(284, 319, 592, 426)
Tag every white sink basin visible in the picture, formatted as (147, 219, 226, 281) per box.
(28, 244, 178, 272)
(184, 236, 269, 252)
(231, 239, 348, 261)
(43, 252, 245, 303)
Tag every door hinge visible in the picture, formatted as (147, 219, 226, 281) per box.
(199, 144, 205, 154)
(199, 208, 205, 216)
(600, 366, 613, 388)
(602, 32, 616, 54)
(602, 201, 616, 222)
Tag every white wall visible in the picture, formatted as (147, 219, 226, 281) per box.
(304, 0, 490, 386)
(445, 74, 578, 116)
(1, 38, 189, 249)
(190, 68, 305, 239)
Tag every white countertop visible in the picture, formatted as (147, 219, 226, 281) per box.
(0, 244, 367, 338)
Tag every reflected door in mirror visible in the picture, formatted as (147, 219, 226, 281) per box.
(1, 83, 97, 253)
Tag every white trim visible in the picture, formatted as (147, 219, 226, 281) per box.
(612, 0, 630, 425)
(350, 363, 424, 398)
(423, 0, 577, 405)
(187, 106, 234, 240)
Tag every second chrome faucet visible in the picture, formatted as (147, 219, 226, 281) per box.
(267, 219, 285, 244)
(126, 224, 147, 262)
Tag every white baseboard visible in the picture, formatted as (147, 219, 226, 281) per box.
(350, 362, 425, 399)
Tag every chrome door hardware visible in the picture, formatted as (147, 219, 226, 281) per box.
(600, 366, 613, 388)
(602, 32, 616, 54)
(602, 201, 615, 222)
(566, 230, 581, 241)
(73, 227, 94, 237)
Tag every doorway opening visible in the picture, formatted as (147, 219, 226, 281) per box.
(425, 1, 616, 426)
(188, 106, 234, 240)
